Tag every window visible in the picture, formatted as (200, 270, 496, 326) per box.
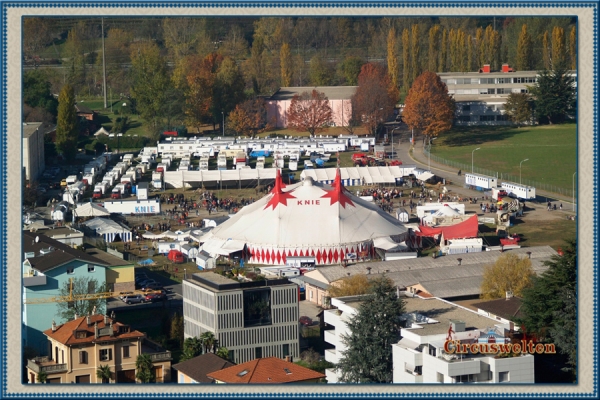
(496, 115, 509, 121)
(79, 350, 88, 364)
(497, 78, 511, 84)
(99, 349, 112, 361)
(496, 88, 507, 94)
(462, 105, 471, 112)
(88, 265, 95, 273)
(66, 267, 74, 274)
(228, 350, 235, 361)
(428, 345, 437, 357)
(499, 371, 509, 382)
(520, 89, 529, 93)
(458, 116, 471, 122)
(122, 346, 130, 358)
(282, 344, 290, 357)
(455, 374, 476, 383)
(255, 347, 262, 359)
(479, 115, 495, 122)
(487, 88, 496, 94)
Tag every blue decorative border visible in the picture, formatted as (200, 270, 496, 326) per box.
(1, 1, 598, 399)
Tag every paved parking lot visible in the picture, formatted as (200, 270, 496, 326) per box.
(299, 300, 322, 324)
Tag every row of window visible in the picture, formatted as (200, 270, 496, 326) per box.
(434, 371, 508, 383)
(78, 346, 131, 364)
(231, 341, 298, 364)
(450, 88, 529, 95)
(272, 287, 297, 306)
(66, 265, 96, 274)
(219, 323, 298, 349)
(457, 115, 510, 122)
(218, 293, 243, 311)
(183, 284, 216, 310)
(443, 77, 537, 85)
(183, 301, 215, 329)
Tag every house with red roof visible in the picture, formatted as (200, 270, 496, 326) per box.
(207, 357, 325, 384)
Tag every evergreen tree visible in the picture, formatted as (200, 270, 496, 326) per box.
(386, 27, 399, 89)
(551, 26, 566, 69)
(542, 31, 551, 70)
(280, 42, 292, 87)
(528, 67, 576, 124)
(55, 84, 78, 162)
(336, 276, 405, 383)
(568, 26, 576, 70)
(338, 55, 364, 86)
(516, 24, 532, 70)
(428, 25, 440, 72)
(135, 353, 155, 383)
(517, 240, 576, 379)
(308, 54, 334, 86)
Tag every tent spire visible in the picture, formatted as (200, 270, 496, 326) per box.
(264, 168, 295, 210)
(322, 168, 354, 208)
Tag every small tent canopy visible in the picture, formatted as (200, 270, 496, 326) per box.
(416, 214, 479, 240)
(396, 208, 409, 222)
(94, 127, 110, 137)
(137, 258, 155, 266)
(83, 217, 132, 242)
(73, 202, 110, 218)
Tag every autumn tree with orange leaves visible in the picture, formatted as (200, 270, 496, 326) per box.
(287, 89, 333, 138)
(352, 63, 398, 136)
(228, 98, 269, 138)
(402, 71, 455, 142)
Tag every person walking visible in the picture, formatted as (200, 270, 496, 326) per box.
(560, 203, 563, 210)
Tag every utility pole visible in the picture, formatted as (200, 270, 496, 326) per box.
(102, 18, 107, 109)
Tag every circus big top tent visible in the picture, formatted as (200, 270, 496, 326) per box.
(199, 170, 408, 265)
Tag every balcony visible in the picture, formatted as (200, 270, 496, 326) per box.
(23, 272, 46, 287)
(325, 348, 338, 364)
(323, 309, 342, 327)
(323, 330, 338, 347)
(141, 337, 172, 362)
(27, 356, 68, 374)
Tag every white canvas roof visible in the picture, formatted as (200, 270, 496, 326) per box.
(300, 166, 415, 184)
(373, 236, 403, 251)
(200, 170, 408, 265)
(73, 202, 110, 217)
(83, 217, 129, 235)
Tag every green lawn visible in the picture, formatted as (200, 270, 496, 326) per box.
(431, 124, 576, 191)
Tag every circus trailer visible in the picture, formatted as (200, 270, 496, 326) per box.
(157, 241, 182, 255)
(137, 182, 149, 200)
(501, 182, 536, 200)
(102, 199, 161, 215)
(288, 160, 298, 171)
(196, 250, 216, 270)
(465, 173, 498, 191)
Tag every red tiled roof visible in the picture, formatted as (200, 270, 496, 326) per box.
(206, 357, 325, 384)
(43, 314, 143, 346)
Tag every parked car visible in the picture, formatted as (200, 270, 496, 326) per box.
(118, 291, 134, 300)
(144, 292, 167, 302)
(122, 294, 145, 304)
(136, 279, 156, 288)
(299, 316, 313, 326)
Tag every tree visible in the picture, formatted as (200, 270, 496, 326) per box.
(170, 313, 184, 348)
(551, 26, 566, 69)
(476, 27, 485, 68)
(56, 277, 107, 321)
(216, 347, 230, 360)
(308, 55, 334, 86)
(410, 25, 421, 83)
(162, 18, 201, 60)
(402, 71, 455, 140)
(542, 31, 551, 70)
(228, 98, 268, 137)
(528, 67, 576, 124)
(439, 28, 448, 73)
(328, 274, 371, 298)
(214, 57, 246, 128)
(280, 42, 293, 87)
(401, 28, 410, 94)
(130, 41, 169, 132)
(96, 364, 112, 383)
(518, 240, 576, 380)
(338, 55, 363, 86)
(55, 84, 78, 162)
(36, 370, 47, 384)
(386, 27, 399, 89)
(480, 253, 534, 300)
(568, 26, 576, 70)
(23, 18, 51, 66)
(516, 24, 532, 71)
(428, 25, 441, 72)
(336, 276, 405, 383)
(352, 63, 396, 136)
(180, 337, 203, 361)
(23, 70, 58, 119)
(200, 331, 217, 354)
(135, 353, 155, 383)
(503, 92, 533, 127)
(287, 89, 333, 138)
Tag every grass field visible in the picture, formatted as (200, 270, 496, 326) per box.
(479, 218, 576, 250)
(431, 124, 576, 191)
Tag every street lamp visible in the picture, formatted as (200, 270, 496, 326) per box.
(572, 171, 576, 212)
(184, 268, 187, 280)
(519, 158, 529, 184)
(471, 147, 481, 173)
(221, 112, 225, 136)
(428, 137, 437, 171)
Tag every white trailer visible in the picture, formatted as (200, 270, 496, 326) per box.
(152, 171, 163, 181)
(500, 182, 536, 200)
(102, 199, 161, 215)
(137, 182, 149, 200)
(199, 157, 209, 171)
(217, 156, 227, 170)
(465, 172, 498, 190)
(152, 179, 163, 189)
(66, 175, 78, 185)
(320, 142, 346, 152)
(156, 163, 168, 173)
(121, 174, 135, 184)
(94, 182, 109, 195)
(288, 160, 298, 171)
(82, 174, 95, 186)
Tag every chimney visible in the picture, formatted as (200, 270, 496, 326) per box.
(457, 258, 462, 266)
(506, 290, 513, 300)
(479, 64, 491, 73)
(526, 251, 531, 259)
(51, 320, 57, 332)
(87, 316, 91, 326)
(285, 355, 293, 363)
(104, 314, 108, 325)
(94, 322, 99, 339)
(74, 313, 78, 320)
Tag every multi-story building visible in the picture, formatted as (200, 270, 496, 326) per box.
(182, 272, 300, 364)
(438, 65, 576, 126)
(23, 122, 52, 182)
(22, 231, 110, 355)
(322, 295, 534, 384)
(26, 313, 171, 384)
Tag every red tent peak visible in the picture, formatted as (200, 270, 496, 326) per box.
(264, 169, 294, 210)
(321, 169, 354, 208)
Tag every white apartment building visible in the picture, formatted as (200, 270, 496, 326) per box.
(182, 272, 300, 364)
(323, 295, 534, 384)
(23, 122, 51, 182)
(438, 65, 576, 126)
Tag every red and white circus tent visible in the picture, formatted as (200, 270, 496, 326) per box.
(199, 169, 408, 265)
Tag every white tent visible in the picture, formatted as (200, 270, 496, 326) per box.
(94, 127, 110, 136)
(199, 170, 408, 264)
(73, 202, 110, 218)
(300, 166, 416, 186)
(82, 217, 132, 243)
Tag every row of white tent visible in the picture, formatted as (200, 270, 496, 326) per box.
(300, 166, 433, 185)
(163, 168, 278, 188)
